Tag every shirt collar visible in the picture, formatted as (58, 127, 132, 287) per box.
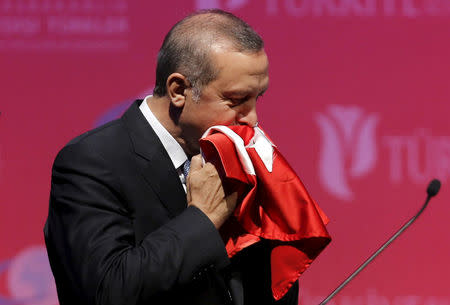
(139, 95, 187, 169)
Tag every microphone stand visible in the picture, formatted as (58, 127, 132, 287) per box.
(318, 180, 441, 305)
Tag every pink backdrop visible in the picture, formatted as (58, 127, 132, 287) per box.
(1, 1, 449, 304)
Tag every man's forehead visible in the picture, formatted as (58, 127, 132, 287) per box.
(211, 48, 268, 71)
(215, 72, 269, 96)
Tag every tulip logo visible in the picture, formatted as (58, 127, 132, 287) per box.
(315, 105, 379, 201)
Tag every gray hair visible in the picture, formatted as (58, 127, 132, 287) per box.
(153, 9, 264, 100)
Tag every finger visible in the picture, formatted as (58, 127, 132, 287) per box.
(225, 192, 239, 216)
(225, 191, 238, 206)
(189, 154, 203, 172)
(186, 187, 191, 203)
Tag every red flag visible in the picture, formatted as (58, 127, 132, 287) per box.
(200, 125, 331, 300)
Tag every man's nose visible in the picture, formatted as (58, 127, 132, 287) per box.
(236, 101, 258, 127)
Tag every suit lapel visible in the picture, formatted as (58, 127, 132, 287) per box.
(122, 100, 187, 217)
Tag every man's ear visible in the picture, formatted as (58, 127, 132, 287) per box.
(166, 73, 190, 108)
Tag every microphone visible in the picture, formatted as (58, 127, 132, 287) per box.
(319, 179, 441, 305)
(427, 179, 441, 197)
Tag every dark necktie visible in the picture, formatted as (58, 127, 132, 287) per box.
(182, 159, 191, 178)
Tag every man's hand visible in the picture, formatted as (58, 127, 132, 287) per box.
(186, 154, 238, 229)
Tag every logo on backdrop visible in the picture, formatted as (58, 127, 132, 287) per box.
(0, 245, 57, 305)
(195, 0, 249, 10)
(315, 105, 379, 201)
(194, 0, 450, 17)
(383, 129, 450, 185)
(316, 105, 450, 201)
(0, 1, 130, 52)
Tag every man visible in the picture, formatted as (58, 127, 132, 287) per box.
(44, 9, 299, 305)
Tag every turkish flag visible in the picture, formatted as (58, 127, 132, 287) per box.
(200, 125, 331, 300)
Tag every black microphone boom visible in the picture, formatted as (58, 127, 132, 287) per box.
(319, 179, 441, 305)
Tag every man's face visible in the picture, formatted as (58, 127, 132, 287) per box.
(180, 48, 269, 156)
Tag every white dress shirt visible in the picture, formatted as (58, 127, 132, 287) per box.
(139, 95, 188, 191)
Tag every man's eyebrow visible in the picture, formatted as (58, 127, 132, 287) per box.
(225, 86, 268, 97)
(224, 89, 251, 96)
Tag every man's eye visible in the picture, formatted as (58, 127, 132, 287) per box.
(231, 96, 249, 105)
(229, 99, 243, 106)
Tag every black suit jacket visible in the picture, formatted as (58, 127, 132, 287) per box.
(44, 100, 298, 305)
